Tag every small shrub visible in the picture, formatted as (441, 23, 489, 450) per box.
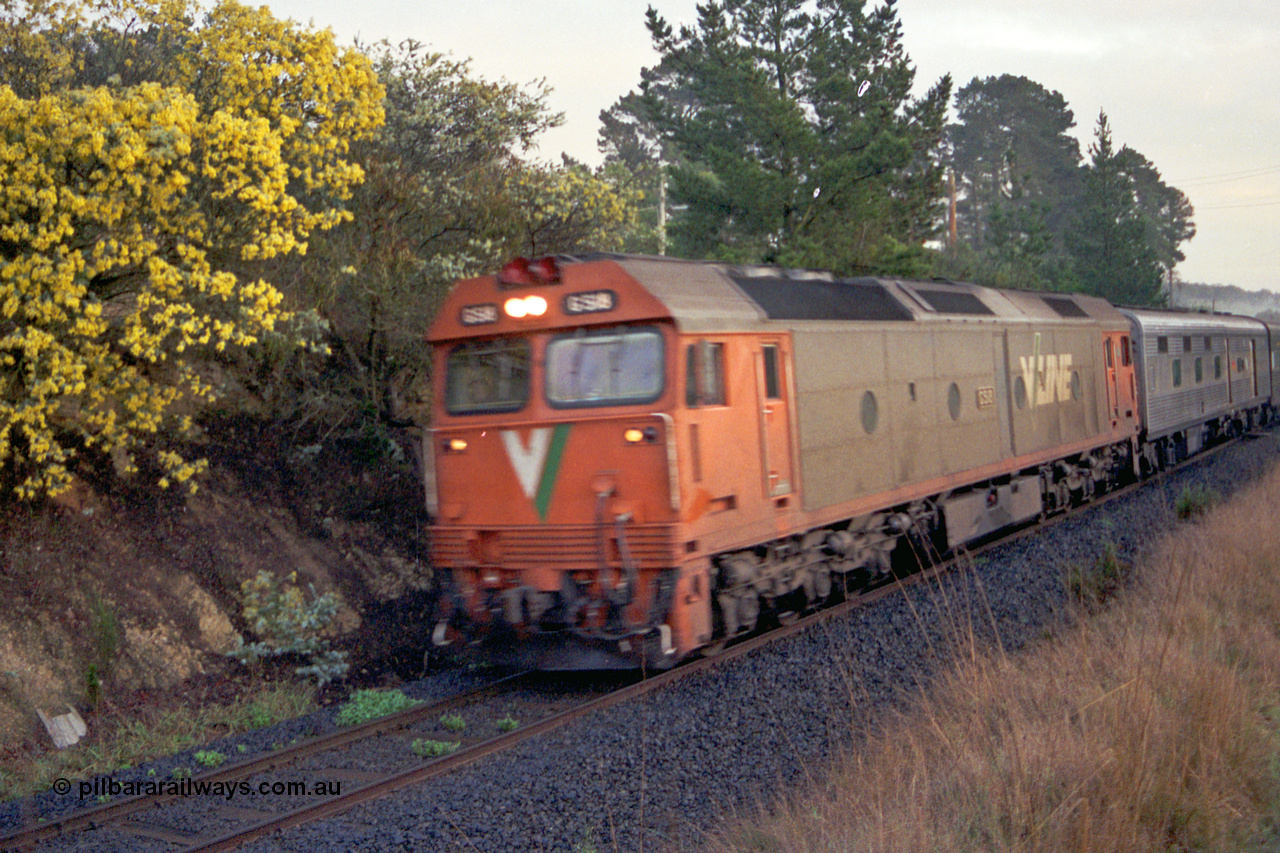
(411, 738, 459, 758)
(1065, 541, 1131, 609)
(439, 712, 465, 732)
(194, 750, 225, 768)
(228, 571, 350, 686)
(497, 714, 519, 733)
(1175, 483, 1220, 520)
(335, 689, 422, 726)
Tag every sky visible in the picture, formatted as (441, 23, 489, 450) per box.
(260, 0, 1280, 292)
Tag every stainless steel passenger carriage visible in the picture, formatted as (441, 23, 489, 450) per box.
(1121, 309, 1272, 467)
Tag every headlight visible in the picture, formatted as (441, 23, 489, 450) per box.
(503, 295, 548, 319)
(623, 427, 658, 444)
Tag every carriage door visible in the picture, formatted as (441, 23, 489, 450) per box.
(757, 342, 794, 498)
(1251, 340, 1259, 397)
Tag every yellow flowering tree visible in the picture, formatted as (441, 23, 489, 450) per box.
(0, 0, 383, 497)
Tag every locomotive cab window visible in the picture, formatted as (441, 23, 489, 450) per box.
(546, 326, 664, 407)
(445, 338, 531, 414)
(685, 341, 726, 407)
(762, 345, 781, 399)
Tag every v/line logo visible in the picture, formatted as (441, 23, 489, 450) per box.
(500, 425, 571, 520)
(1018, 352, 1075, 407)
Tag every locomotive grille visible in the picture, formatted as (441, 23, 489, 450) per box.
(431, 524, 677, 570)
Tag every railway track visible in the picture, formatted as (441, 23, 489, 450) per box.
(1, 431, 1266, 852)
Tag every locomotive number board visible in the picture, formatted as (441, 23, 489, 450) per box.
(460, 304, 500, 326)
(564, 290, 616, 315)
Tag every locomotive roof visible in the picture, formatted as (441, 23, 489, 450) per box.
(581, 253, 1126, 333)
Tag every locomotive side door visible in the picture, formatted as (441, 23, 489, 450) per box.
(1104, 337, 1120, 426)
(756, 342, 794, 498)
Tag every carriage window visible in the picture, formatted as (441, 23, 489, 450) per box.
(1215, 355, 1222, 379)
(1183, 336, 1192, 353)
(1172, 359, 1182, 387)
(685, 341, 726, 407)
(546, 326, 664, 407)
(445, 338, 531, 414)
(1157, 336, 1168, 353)
(1194, 357, 1203, 383)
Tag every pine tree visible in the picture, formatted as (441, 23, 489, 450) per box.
(605, 0, 951, 272)
(1067, 112, 1166, 306)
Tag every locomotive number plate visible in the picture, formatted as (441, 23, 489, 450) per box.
(460, 303, 499, 326)
(975, 386, 996, 409)
(563, 290, 616, 314)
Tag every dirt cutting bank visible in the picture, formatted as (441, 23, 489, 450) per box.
(0, 416, 436, 751)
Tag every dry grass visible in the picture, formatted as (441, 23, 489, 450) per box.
(702, 465, 1280, 853)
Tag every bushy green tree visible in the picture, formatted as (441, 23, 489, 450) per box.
(610, 0, 951, 273)
(276, 42, 639, 435)
(947, 75, 1081, 255)
(1067, 112, 1167, 306)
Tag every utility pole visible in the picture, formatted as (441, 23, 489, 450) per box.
(948, 169, 958, 253)
(657, 161, 667, 257)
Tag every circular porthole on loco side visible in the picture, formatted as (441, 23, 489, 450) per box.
(1014, 376, 1027, 409)
(861, 390, 878, 434)
(947, 382, 961, 420)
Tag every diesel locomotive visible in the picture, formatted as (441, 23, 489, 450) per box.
(424, 253, 1278, 670)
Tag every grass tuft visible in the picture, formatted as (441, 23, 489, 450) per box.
(410, 738, 459, 758)
(334, 688, 421, 727)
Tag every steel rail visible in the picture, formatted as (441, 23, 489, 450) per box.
(0, 669, 535, 851)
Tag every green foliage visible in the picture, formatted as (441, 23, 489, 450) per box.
(1176, 483, 1220, 520)
(439, 712, 465, 732)
(1066, 113, 1168, 306)
(946, 78, 1193, 296)
(275, 40, 637, 440)
(228, 570, 349, 687)
(1065, 541, 1132, 610)
(193, 749, 225, 768)
(612, 0, 951, 273)
(947, 74, 1082, 285)
(335, 688, 422, 726)
(410, 737, 459, 758)
(496, 714, 519, 733)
